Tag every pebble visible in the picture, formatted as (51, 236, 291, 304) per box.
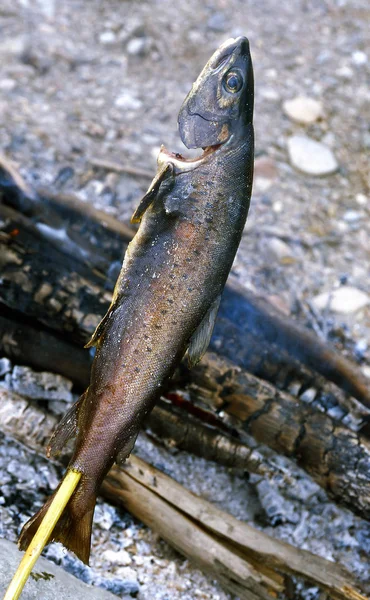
(114, 92, 142, 110)
(287, 135, 338, 176)
(99, 31, 116, 45)
(126, 37, 150, 57)
(356, 193, 367, 206)
(265, 237, 295, 264)
(0, 78, 16, 92)
(254, 155, 277, 192)
(102, 549, 132, 565)
(343, 210, 362, 222)
(311, 286, 370, 314)
(283, 96, 323, 124)
(351, 51, 367, 66)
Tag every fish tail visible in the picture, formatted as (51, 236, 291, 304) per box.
(18, 473, 96, 565)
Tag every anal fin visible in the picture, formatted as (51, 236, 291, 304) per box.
(187, 295, 221, 368)
(46, 391, 86, 458)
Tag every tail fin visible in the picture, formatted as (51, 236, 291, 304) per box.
(18, 476, 95, 565)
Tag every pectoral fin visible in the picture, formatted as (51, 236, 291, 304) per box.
(85, 307, 114, 349)
(187, 295, 221, 368)
(131, 162, 173, 223)
(46, 391, 86, 458)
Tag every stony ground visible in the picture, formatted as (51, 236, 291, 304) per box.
(0, 0, 370, 599)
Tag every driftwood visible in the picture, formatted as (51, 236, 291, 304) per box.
(0, 387, 366, 600)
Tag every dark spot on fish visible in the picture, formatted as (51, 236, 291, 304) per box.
(182, 273, 188, 280)
(134, 367, 141, 373)
(161, 309, 168, 315)
(147, 346, 152, 352)
(167, 298, 174, 304)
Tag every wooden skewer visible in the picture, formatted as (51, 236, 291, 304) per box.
(3, 469, 81, 600)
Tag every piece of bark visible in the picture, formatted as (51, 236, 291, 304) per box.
(183, 353, 370, 521)
(0, 388, 366, 600)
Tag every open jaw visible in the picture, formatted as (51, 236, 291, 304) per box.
(159, 142, 223, 167)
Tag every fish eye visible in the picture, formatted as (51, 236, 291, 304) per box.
(224, 71, 243, 93)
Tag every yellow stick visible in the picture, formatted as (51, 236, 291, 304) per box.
(4, 469, 82, 600)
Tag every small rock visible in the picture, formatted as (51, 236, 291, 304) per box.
(283, 96, 323, 124)
(343, 210, 362, 222)
(311, 286, 369, 314)
(352, 51, 367, 66)
(126, 37, 150, 57)
(0, 78, 16, 92)
(265, 237, 295, 264)
(335, 65, 354, 79)
(260, 87, 280, 101)
(287, 135, 338, 176)
(99, 31, 116, 45)
(114, 92, 142, 110)
(102, 549, 131, 565)
(356, 193, 367, 206)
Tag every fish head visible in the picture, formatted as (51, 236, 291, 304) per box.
(178, 36, 253, 150)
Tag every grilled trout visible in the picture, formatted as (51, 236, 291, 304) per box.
(19, 36, 254, 563)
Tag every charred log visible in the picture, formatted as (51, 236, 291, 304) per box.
(1, 169, 369, 409)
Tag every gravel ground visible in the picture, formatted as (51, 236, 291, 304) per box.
(0, 0, 369, 598)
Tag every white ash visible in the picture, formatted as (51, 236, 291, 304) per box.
(2, 365, 74, 403)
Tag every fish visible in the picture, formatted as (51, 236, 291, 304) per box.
(18, 36, 254, 564)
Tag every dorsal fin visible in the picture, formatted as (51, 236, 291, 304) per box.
(131, 162, 173, 223)
(187, 295, 221, 368)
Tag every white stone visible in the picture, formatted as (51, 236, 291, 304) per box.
(352, 51, 367, 66)
(99, 31, 116, 45)
(114, 92, 142, 110)
(0, 78, 16, 91)
(126, 37, 148, 56)
(356, 193, 367, 206)
(283, 96, 323, 124)
(343, 210, 362, 222)
(312, 286, 369, 314)
(102, 549, 132, 565)
(287, 135, 338, 176)
(266, 238, 294, 262)
(260, 87, 280, 101)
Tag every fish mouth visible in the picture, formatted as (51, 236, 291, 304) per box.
(160, 143, 222, 165)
